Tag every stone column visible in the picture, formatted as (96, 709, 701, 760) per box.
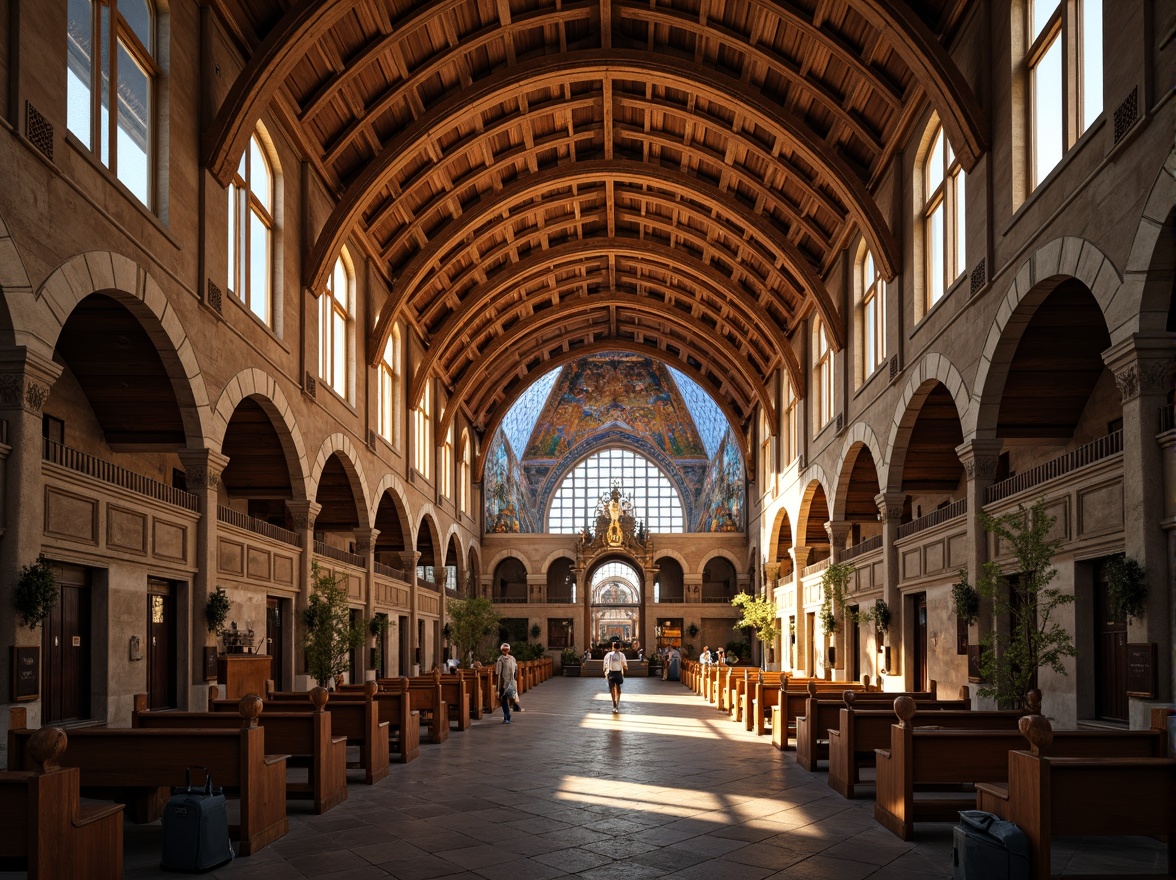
(353, 527, 379, 680)
(177, 448, 231, 709)
(824, 520, 853, 562)
(285, 499, 321, 689)
(762, 562, 781, 669)
(875, 492, 906, 688)
(398, 550, 421, 675)
(1104, 335, 1176, 723)
(0, 347, 62, 735)
(956, 438, 1003, 679)
(789, 545, 811, 674)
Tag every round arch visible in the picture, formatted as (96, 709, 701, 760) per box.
(883, 352, 970, 476)
(1121, 153, 1176, 332)
(0, 209, 34, 299)
(485, 547, 528, 575)
(831, 421, 887, 518)
(795, 468, 833, 547)
(541, 549, 577, 574)
(368, 473, 412, 526)
(766, 505, 795, 565)
(309, 433, 373, 527)
(697, 548, 743, 577)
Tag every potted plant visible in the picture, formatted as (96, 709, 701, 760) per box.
(529, 622, 542, 641)
(730, 592, 779, 670)
(303, 562, 366, 686)
(205, 586, 231, 635)
(13, 554, 59, 629)
(447, 596, 501, 667)
(686, 622, 699, 638)
(1105, 554, 1147, 623)
(560, 646, 582, 676)
(951, 571, 981, 625)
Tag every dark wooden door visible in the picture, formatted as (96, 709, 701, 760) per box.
(1095, 560, 1128, 722)
(42, 563, 90, 723)
(266, 597, 286, 691)
(913, 593, 928, 692)
(849, 605, 861, 683)
(147, 579, 177, 709)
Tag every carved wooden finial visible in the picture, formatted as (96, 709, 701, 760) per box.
(364, 680, 379, 699)
(843, 690, 856, 706)
(310, 686, 329, 711)
(757, 671, 764, 684)
(1026, 689, 1043, 714)
(1019, 714, 1053, 756)
(432, 667, 442, 683)
(959, 685, 970, 701)
(894, 695, 917, 727)
(28, 726, 67, 773)
(862, 674, 871, 690)
(780, 674, 789, 692)
(238, 694, 264, 728)
(806, 681, 817, 697)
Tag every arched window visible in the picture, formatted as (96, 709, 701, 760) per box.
(459, 431, 471, 514)
(67, 0, 158, 206)
(377, 325, 400, 444)
(547, 448, 684, 534)
(922, 124, 965, 310)
(441, 423, 454, 499)
(1026, 0, 1102, 189)
(227, 132, 275, 325)
(782, 378, 798, 465)
(319, 251, 352, 399)
(857, 246, 887, 381)
(759, 407, 772, 498)
(414, 382, 432, 477)
(813, 319, 834, 432)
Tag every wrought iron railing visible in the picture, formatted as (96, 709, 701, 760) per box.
(43, 439, 199, 512)
(373, 561, 407, 581)
(312, 540, 365, 568)
(840, 534, 882, 561)
(984, 430, 1122, 504)
(897, 498, 968, 540)
(217, 506, 300, 547)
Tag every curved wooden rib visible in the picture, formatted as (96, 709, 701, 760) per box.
(305, 51, 900, 298)
(849, 0, 988, 171)
(204, 0, 361, 187)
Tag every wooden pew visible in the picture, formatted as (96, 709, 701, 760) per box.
(134, 689, 347, 814)
(874, 696, 1167, 841)
(8, 700, 288, 856)
(457, 669, 484, 720)
(0, 724, 123, 879)
(797, 688, 970, 772)
(974, 714, 1175, 880)
(347, 669, 470, 731)
(378, 676, 449, 743)
(770, 679, 878, 749)
(252, 682, 404, 771)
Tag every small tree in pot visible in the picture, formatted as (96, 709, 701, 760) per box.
(14, 555, 59, 629)
(303, 563, 366, 687)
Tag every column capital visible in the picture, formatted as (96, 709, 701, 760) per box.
(1103, 333, 1176, 403)
(398, 550, 422, 572)
(955, 439, 1004, 481)
(352, 527, 380, 554)
(824, 519, 852, 550)
(0, 347, 63, 415)
(874, 492, 906, 523)
(177, 448, 232, 490)
(285, 499, 322, 531)
(763, 562, 781, 585)
(789, 545, 812, 569)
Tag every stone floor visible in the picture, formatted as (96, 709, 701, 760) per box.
(15, 674, 1164, 878)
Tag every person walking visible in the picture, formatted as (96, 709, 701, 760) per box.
(603, 640, 628, 712)
(495, 642, 522, 723)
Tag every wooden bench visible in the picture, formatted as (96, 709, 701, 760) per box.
(457, 669, 484, 720)
(8, 700, 288, 856)
(874, 696, 1167, 840)
(0, 725, 123, 879)
(974, 714, 1175, 880)
(255, 682, 406, 771)
(770, 679, 879, 749)
(377, 676, 450, 743)
(797, 688, 970, 772)
(732, 669, 785, 726)
(134, 689, 347, 814)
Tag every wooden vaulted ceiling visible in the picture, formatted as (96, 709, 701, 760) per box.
(207, 0, 983, 457)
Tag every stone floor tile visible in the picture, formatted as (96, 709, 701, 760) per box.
(531, 845, 614, 872)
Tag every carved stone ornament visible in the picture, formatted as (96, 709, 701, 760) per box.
(1114, 366, 1140, 402)
(1140, 359, 1176, 396)
(964, 456, 1000, 481)
(290, 510, 316, 530)
(184, 466, 221, 490)
(0, 374, 50, 413)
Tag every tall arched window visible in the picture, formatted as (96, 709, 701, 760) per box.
(459, 431, 471, 514)
(759, 407, 773, 498)
(378, 325, 401, 444)
(782, 378, 798, 465)
(922, 123, 965, 310)
(67, 0, 157, 206)
(414, 382, 432, 477)
(813, 319, 834, 432)
(319, 251, 352, 399)
(547, 449, 684, 533)
(441, 423, 454, 499)
(227, 132, 275, 325)
(857, 246, 886, 382)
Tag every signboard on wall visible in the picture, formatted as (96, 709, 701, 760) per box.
(1126, 642, 1157, 698)
(10, 646, 39, 701)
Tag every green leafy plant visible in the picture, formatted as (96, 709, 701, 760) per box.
(205, 587, 231, 634)
(529, 622, 542, 640)
(1105, 555, 1147, 623)
(512, 641, 546, 661)
(951, 571, 981, 625)
(447, 596, 502, 666)
(14, 554, 59, 629)
(686, 622, 699, 638)
(958, 500, 1076, 710)
(868, 598, 891, 638)
(731, 592, 779, 668)
(370, 614, 390, 674)
(819, 561, 856, 636)
(303, 562, 366, 686)
(560, 646, 581, 667)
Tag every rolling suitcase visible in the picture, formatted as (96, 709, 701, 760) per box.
(161, 766, 234, 872)
(952, 810, 1029, 880)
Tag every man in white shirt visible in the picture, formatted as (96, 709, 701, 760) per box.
(603, 640, 628, 713)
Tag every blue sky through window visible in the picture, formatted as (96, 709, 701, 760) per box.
(667, 367, 726, 458)
(500, 368, 559, 457)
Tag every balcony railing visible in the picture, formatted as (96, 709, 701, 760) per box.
(701, 595, 734, 603)
(802, 557, 831, 578)
(839, 535, 882, 561)
(217, 506, 300, 547)
(312, 540, 365, 568)
(778, 572, 794, 586)
(374, 561, 407, 581)
(495, 596, 529, 603)
(417, 579, 442, 593)
(897, 498, 968, 540)
(44, 439, 199, 512)
(984, 430, 1122, 505)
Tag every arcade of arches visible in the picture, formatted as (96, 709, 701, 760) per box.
(0, 0, 1173, 755)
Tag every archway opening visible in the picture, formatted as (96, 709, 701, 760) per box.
(589, 560, 642, 646)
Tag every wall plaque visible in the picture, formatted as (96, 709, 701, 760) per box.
(10, 646, 39, 701)
(204, 646, 219, 681)
(1126, 642, 1157, 698)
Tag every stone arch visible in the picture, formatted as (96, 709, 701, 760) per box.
(541, 549, 577, 573)
(0, 209, 34, 298)
(652, 549, 690, 574)
(698, 548, 741, 577)
(795, 467, 833, 545)
(883, 351, 970, 475)
(766, 505, 795, 564)
(485, 547, 529, 574)
(1121, 152, 1176, 335)
(831, 421, 887, 516)
(415, 508, 442, 560)
(33, 251, 213, 444)
(309, 433, 372, 526)
(970, 238, 1121, 437)
(211, 368, 311, 500)
(368, 472, 412, 526)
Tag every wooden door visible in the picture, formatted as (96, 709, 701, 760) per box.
(147, 579, 176, 709)
(1094, 560, 1128, 722)
(849, 605, 861, 683)
(266, 597, 286, 690)
(42, 563, 91, 723)
(912, 593, 928, 692)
